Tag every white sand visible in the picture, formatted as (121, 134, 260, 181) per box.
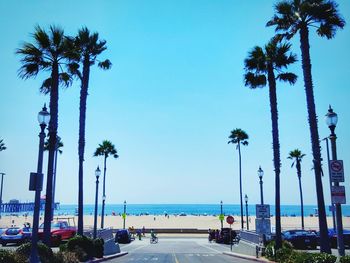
(1, 214, 350, 231)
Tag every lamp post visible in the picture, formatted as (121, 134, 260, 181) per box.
(30, 104, 50, 263)
(245, 194, 249, 230)
(123, 200, 127, 229)
(323, 137, 336, 231)
(326, 105, 344, 256)
(0, 172, 5, 219)
(258, 166, 264, 205)
(220, 200, 223, 229)
(93, 166, 101, 239)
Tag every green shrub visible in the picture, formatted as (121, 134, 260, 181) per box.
(66, 235, 95, 260)
(264, 240, 293, 260)
(310, 253, 337, 263)
(340, 255, 350, 263)
(93, 238, 104, 258)
(52, 251, 80, 263)
(16, 242, 54, 263)
(0, 249, 16, 263)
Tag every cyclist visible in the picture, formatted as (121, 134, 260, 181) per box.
(151, 229, 157, 239)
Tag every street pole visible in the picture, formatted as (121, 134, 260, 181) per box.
(0, 173, 5, 219)
(245, 195, 249, 230)
(326, 106, 344, 256)
(220, 200, 223, 229)
(323, 137, 336, 230)
(258, 166, 264, 205)
(93, 166, 101, 239)
(123, 200, 126, 229)
(30, 104, 50, 263)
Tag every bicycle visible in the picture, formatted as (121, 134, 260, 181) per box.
(150, 236, 158, 244)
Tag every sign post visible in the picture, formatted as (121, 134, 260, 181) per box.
(331, 186, 346, 204)
(226, 216, 234, 251)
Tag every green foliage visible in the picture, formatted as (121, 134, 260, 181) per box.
(0, 249, 16, 263)
(15, 242, 54, 263)
(52, 251, 80, 263)
(340, 255, 350, 263)
(93, 238, 105, 258)
(264, 242, 337, 263)
(64, 235, 103, 261)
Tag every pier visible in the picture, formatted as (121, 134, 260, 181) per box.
(0, 201, 60, 213)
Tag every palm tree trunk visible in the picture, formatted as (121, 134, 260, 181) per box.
(51, 147, 58, 220)
(78, 60, 90, 235)
(43, 62, 59, 245)
(299, 25, 330, 253)
(238, 142, 244, 229)
(101, 155, 107, 229)
(267, 65, 282, 249)
(297, 161, 304, 229)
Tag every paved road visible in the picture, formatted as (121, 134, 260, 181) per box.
(111, 237, 254, 263)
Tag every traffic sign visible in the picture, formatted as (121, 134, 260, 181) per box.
(256, 204, 270, 218)
(226, 215, 234, 225)
(219, 214, 225, 221)
(330, 160, 344, 182)
(331, 186, 346, 204)
(122, 213, 126, 219)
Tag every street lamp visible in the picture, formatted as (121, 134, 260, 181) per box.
(0, 172, 5, 219)
(123, 200, 127, 229)
(30, 104, 50, 263)
(258, 166, 264, 205)
(325, 105, 344, 256)
(93, 166, 101, 239)
(245, 194, 249, 230)
(220, 200, 223, 229)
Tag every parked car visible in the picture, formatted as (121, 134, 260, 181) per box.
(282, 230, 318, 249)
(38, 220, 76, 246)
(115, 229, 132, 244)
(326, 229, 350, 248)
(0, 227, 31, 246)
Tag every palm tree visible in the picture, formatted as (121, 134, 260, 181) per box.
(228, 128, 249, 229)
(0, 139, 6, 152)
(44, 138, 64, 219)
(68, 27, 112, 235)
(244, 39, 297, 249)
(93, 140, 119, 229)
(267, 0, 345, 253)
(288, 149, 306, 229)
(17, 25, 71, 245)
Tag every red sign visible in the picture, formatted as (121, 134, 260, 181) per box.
(226, 215, 234, 225)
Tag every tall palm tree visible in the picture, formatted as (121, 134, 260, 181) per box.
(267, 0, 345, 253)
(288, 149, 306, 229)
(0, 139, 6, 152)
(44, 138, 64, 219)
(17, 25, 71, 245)
(68, 27, 112, 235)
(93, 140, 119, 229)
(244, 39, 297, 249)
(228, 129, 249, 229)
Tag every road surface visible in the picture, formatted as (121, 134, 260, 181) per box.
(111, 236, 255, 263)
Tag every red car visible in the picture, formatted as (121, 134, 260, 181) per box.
(38, 221, 76, 246)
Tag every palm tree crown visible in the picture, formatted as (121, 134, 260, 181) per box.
(94, 140, 119, 159)
(267, 0, 345, 40)
(244, 40, 297, 88)
(288, 149, 306, 168)
(44, 139, 64, 154)
(228, 129, 249, 146)
(0, 139, 6, 152)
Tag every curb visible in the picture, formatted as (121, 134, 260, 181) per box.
(90, 252, 128, 262)
(223, 252, 274, 262)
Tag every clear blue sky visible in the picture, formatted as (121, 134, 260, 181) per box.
(0, 0, 349, 206)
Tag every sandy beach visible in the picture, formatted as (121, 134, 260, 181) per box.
(1, 214, 350, 231)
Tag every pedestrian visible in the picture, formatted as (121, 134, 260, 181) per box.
(142, 226, 146, 236)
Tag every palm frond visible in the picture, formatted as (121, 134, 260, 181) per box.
(276, 72, 297, 85)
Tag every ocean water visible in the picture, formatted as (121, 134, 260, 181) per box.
(45, 204, 350, 217)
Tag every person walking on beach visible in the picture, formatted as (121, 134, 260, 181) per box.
(142, 226, 146, 236)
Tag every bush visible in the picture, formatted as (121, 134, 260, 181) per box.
(16, 242, 54, 263)
(93, 238, 104, 258)
(52, 251, 80, 263)
(341, 255, 350, 263)
(310, 253, 337, 263)
(65, 235, 95, 261)
(0, 249, 16, 263)
(264, 240, 293, 260)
